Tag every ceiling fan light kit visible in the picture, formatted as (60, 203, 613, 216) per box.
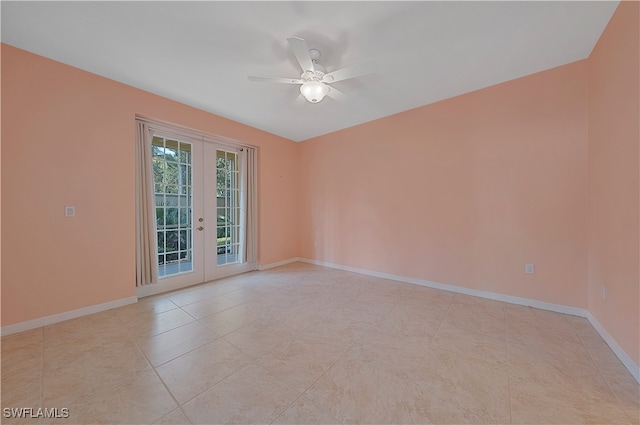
(248, 36, 376, 104)
(300, 80, 329, 103)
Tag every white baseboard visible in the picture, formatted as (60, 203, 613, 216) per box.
(258, 257, 301, 270)
(587, 312, 640, 383)
(297, 257, 639, 383)
(0, 296, 138, 337)
(299, 258, 587, 316)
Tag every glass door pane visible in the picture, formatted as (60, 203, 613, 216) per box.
(215, 150, 241, 266)
(152, 136, 193, 277)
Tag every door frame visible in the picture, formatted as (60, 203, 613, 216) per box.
(136, 118, 257, 298)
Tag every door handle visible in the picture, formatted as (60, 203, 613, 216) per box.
(197, 226, 204, 231)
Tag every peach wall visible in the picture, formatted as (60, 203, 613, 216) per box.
(1, 44, 298, 326)
(299, 60, 589, 308)
(587, 1, 639, 366)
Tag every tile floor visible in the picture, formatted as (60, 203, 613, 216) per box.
(1, 262, 638, 424)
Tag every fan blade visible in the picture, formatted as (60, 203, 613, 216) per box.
(323, 60, 377, 83)
(287, 37, 315, 72)
(326, 85, 347, 103)
(248, 76, 303, 84)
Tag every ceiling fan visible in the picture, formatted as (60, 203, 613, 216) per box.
(248, 37, 376, 104)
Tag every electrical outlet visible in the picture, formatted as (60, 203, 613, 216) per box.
(525, 263, 535, 274)
(600, 285, 606, 300)
(65, 206, 75, 217)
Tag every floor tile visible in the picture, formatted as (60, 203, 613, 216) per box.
(506, 312, 583, 358)
(113, 296, 179, 323)
(508, 340, 598, 381)
(44, 335, 149, 384)
(179, 295, 241, 319)
(393, 285, 455, 310)
(431, 320, 507, 359)
(271, 395, 341, 425)
(303, 344, 427, 424)
(378, 303, 444, 339)
(44, 310, 125, 345)
(567, 315, 608, 347)
(223, 321, 298, 358)
(267, 303, 327, 331)
(509, 372, 631, 424)
(604, 369, 640, 423)
(1, 329, 43, 379)
(224, 285, 276, 303)
(198, 301, 275, 336)
(301, 313, 371, 348)
(418, 346, 510, 423)
(505, 304, 575, 335)
(154, 407, 192, 424)
(182, 363, 300, 424)
(135, 321, 219, 366)
(586, 343, 634, 377)
(156, 338, 252, 404)
(1, 367, 41, 412)
(45, 368, 177, 424)
(164, 284, 226, 307)
(256, 335, 349, 393)
(443, 295, 506, 340)
(1, 262, 637, 425)
(123, 307, 196, 339)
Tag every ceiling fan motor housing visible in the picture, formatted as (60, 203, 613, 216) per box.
(301, 69, 325, 82)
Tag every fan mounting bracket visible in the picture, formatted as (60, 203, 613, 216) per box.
(309, 49, 321, 61)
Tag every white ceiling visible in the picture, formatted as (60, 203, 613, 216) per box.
(2, 1, 618, 142)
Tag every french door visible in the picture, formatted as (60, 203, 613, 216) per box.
(138, 132, 253, 296)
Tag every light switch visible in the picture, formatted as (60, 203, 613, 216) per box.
(65, 206, 75, 217)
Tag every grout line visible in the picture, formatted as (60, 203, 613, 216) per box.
(156, 406, 193, 425)
(174, 360, 256, 409)
(262, 302, 355, 425)
(39, 326, 44, 410)
(251, 322, 347, 424)
(114, 312, 187, 424)
(426, 291, 455, 349)
(268, 392, 305, 425)
(288, 343, 354, 425)
(194, 303, 268, 340)
(569, 317, 634, 423)
(504, 306, 513, 425)
(151, 333, 224, 369)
